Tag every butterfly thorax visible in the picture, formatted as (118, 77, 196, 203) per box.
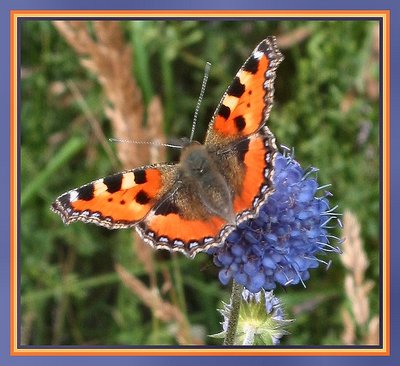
(179, 142, 235, 223)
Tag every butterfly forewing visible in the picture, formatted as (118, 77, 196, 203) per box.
(51, 164, 177, 229)
(205, 37, 283, 145)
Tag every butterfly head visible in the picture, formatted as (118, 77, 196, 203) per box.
(177, 136, 193, 147)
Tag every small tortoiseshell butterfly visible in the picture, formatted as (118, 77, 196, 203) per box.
(51, 37, 284, 258)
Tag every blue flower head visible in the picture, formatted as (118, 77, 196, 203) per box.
(210, 151, 342, 293)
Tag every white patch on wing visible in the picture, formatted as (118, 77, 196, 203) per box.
(121, 172, 136, 189)
(253, 50, 263, 60)
(69, 190, 79, 202)
(94, 180, 107, 192)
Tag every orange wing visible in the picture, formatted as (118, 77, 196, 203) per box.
(51, 164, 177, 229)
(205, 37, 283, 144)
(134, 180, 234, 257)
(136, 209, 229, 258)
(51, 162, 234, 257)
(231, 128, 276, 218)
(203, 38, 283, 233)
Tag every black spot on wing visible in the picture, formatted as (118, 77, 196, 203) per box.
(78, 184, 94, 201)
(59, 193, 72, 206)
(134, 169, 147, 184)
(154, 198, 179, 216)
(227, 77, 245, 98)
(236, 138, 250, 163)
(257, 40, 269, 54)
(243, 55, 259, 74)
(218, 104, 231, 120)
(136, 190, 151, 205)
(234, 116, 246, 132)
(104, 173, 122, 193)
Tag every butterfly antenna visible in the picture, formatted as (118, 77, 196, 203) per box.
(189, 62, 211, 142)
(109, 138, 183, 150)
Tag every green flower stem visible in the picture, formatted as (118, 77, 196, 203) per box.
(223, 280, 243, 345)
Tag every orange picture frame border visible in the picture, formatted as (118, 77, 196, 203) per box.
(10, 9, 391, 356)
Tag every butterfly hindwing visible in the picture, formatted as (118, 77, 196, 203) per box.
(136, 185, 229, 257)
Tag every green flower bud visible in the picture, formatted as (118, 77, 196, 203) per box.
(212, 289, 294, 345)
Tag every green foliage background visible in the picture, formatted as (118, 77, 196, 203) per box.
(20, 20, 380, 345)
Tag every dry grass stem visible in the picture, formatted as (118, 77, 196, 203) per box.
(276, 26, 313, 49)
(341, 210, 378, 345)
(54, 20, 190, 344)
(365, 315, 380, 345)
(147, 96, 167, 163)
(341, 211, 369, 285)
(131, 95, 166, 284)
(364, 23, 380, 101)
(66, 80, 119, 169)
(341, 308, 356, 345)
(53, 20, 152, 168)
(115, 264, 192, 345)
(54, 19, 165, 264)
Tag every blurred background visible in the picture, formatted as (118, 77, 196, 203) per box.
(20, 20, 380, 346)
